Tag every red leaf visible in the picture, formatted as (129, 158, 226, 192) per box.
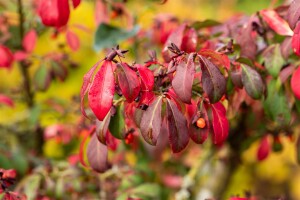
(172, 53, 195, 104)
(72, 0, 81, 8)
(0, 94, 14, 107)
(292, 22, 300, 56)
(257, 135, 270, 161)
(138, 91, 155, 107)
(166, 98, 189, 153)
(286, 0, 300, 30)
(137, 64, 154, 91)
(211, 102, 229, 145)
(260, 10, 293, 36)
(80, 60, 102, 119)
(88, 60, 115, 121)
(162, 24, 186, 62)
(189, 104, 209, 144)
(291, 66, 300, 99)
(0, 45, 14, 69)
(66, 30, 80, 51)
(140, 96, 163, 145)
(38, 0, 70, 28)
(22, 29, 37, 53)
(199, 55, 226, 103)
(14, 51, 28, 61)
(117, 63, 141, 103)
(181, 28, 197, 53)
(87, 133, 110, 173)
(95, 0, 109, 25)
(198, 49, 230, 70)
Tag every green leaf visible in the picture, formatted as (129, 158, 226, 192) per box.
(24, 174, 41, 200)
(263, 80, 291, 127)
(109, 104, 125, 139)
(191, 19, 221, 30)
(241, 64, 265, 99)
(33, 64, 51, 91)
(131, 183, 161, 198)
(262, 44, 285, 77)
(94, 23, 139, 51)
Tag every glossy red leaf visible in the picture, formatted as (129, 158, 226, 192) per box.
(137, 64, 154, 91)
(0, 94, 14, 107)
(286, 0, 300, 30)
(199, 55, 226, 103)
(87, 133, 110, 173)
(38, 0, 70, 28)
(292, 22, 300, 56)
(117, 63, 141, 103)
(23, 29, 37, 53)
(211, 102, 229, 145)
(257, 135, 270, 161)
(260, 10, 293, 36)
(188, 105, 209, 144)
(291, 66, 300, 99)
(140, 96, 163, 145)
(162, 24, 186, 62)
(66, 30, 80, 51)
(0, 45, 14, 69)
(88, 60, 115, 121)
(80, 60, 102, 118)
(166, 98, 189, 153)
(72, 0, 81, 8)
(198, 49, 230, 70)
(172, 54, 195, 104)
(181, 28, 197, 53)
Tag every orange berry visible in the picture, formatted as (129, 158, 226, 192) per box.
(196, 118, 206, 128)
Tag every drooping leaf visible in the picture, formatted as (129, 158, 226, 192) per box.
(262, 44, 285, 77)
(191, 19, 221, 30)
(140, 96, 163, 145)
(292, 22, 300, 56)
(22, 29, 37, 53)
(80, 60, 102, 119)
(0, 45, 14, 69)
(257, 135, 270, 161)
(198, 49, 230, 70)
(117, 63, 141, 103)
(94, 23, 139, 51)
(33, 64, 51, 91)
(109, 104, 125, 139)
(88, 61, 115, 121)
(96, 111, 111, 144)
(87, 133, 110, 173)
(211, 102, 229, 145)
(241, 64, 264, 99)
(162, 24, 186, 62)
(79, 126, 95, 168)
(188, 104, 209, 144)
(172, 53, 195, 104)
(137, 64, 154, 91)
(199, 55, 226, 103)
(0, 94, 14, 107)
(66, 30, 80, 51)
(181, 28, 197, 53)
(287, 0, 300, 29)
(291, 66, 300, 99)
(260, 10, 293, 36)
(264, 80, 291, 126)
(166, 98, 189, 153)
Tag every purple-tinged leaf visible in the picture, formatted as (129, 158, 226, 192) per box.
(230, 69, 243, 88)
(280, 65, 295, 83)
(292, 22, 300, 57)
(287, 0, 300, 30)
(280, 37, 292, 59)
(211, 102, 229, 145)
(189, 105, 209, 144)
(199, 55, 226, 103)
(241, 64, 265, 99)
(181, 28, 197, 53)
(88, 60, 115, 121)
(117, 63, 141, 103)
(198, 49, 230, 70)
(260, 10, 293, 36)
(172, 53, 195, 104)
(166, 98, 189, 153)
(140, 96, 163, 145)
(81, 60, 102, 118)
(87, 133, 110, 173)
